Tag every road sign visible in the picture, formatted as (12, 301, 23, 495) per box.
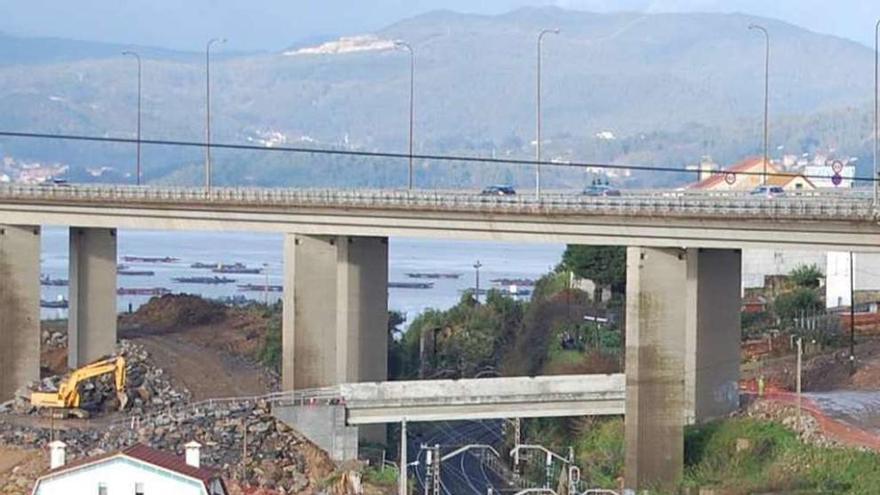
(831, 160, 844, 174)
(832, 173, 843, 186)
(724, 173, 736, 185)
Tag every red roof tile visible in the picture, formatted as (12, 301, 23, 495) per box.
(689, 157, 772, 190)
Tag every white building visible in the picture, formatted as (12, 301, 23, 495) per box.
(32, 441, 228, 495)
(825, 252, 880, 308)
(742, 249, 826, 289)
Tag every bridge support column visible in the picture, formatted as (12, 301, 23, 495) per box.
(0, 225, 41, 401)
(685, 249, 741, 423)
(282, 234, 388, 447)
(282, 234, 389, 389)
(624, 247, 687, 492)
(68, 227, 117, 368)
(625, 247, 742, 491)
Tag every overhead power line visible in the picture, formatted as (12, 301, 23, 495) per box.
(1, 130, 878, 184)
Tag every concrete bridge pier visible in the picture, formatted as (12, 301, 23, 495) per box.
(281, 234, 388, 452)
(624, 247, 741, 492)
(68, 227, 117, 368)
(0, 225, 41, 401)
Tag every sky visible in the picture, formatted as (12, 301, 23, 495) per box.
(0, 0, 878, 51)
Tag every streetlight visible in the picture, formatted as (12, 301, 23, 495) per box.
(121, 50, 142, 185)
(749, 24, 770, 185)
(874, 19, 879, 208)
(394, 41, 415, 190)
(473, 260, 483, 303)
(536, 28, 559, 200)
(205, 37, 226, 191)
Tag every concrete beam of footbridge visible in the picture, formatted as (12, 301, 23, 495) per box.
(340, 374, 625, 425)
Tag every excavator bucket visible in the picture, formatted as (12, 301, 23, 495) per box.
(117, 391, 129, 411)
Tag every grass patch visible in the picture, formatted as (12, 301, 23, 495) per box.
(563, 417, 880, 494)
(362, 466, 398, 486)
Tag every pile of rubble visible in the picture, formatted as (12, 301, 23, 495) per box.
(743, 400, 841, 449)
(5, 340, 191, 417)
(0, 400, 343, 493)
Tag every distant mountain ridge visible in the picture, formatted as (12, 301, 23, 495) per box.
(0, 8, 876, 188)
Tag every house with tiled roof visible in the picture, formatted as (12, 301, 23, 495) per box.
(32, 441, 228, 495)
(689, 157, 815, 193)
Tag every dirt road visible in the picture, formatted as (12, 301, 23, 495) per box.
(133, 333, 272, 401)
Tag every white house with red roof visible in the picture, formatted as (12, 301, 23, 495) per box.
(689, 157, 815, 192)
(32, 441, 228, 495)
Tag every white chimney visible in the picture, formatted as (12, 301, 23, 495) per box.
(184, 441, 202, 468)
(49, 441, 67, 469)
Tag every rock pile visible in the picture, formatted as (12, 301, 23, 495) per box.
(744, 400, 840, 449)
(5, 340, 191, 417)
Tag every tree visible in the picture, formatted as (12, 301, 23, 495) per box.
(773, 287, 822, 321)
(789, 264, 823, 289)
(560, 245, 626, 296)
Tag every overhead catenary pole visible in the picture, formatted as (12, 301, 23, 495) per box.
(749, 24, 770, 185)
(205, 37, 226, 191)
(395, 41, 415, 190)
(121, 51, 142, 185)
(536, 28, 559, 200)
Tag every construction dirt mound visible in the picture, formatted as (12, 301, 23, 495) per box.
(124, 294, 227, 333)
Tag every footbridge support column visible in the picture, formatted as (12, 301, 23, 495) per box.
(68, 227, 117, 368)
(0, 225, 41, 401)
(624, 247, 741, 491)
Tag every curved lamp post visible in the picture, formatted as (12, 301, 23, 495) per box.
(205, 37, 226, 191)
(536, 28, 559, 200)
(121, 50, 142, 185)
(749, 24, 770, 185)
(394, 40, 415, 190)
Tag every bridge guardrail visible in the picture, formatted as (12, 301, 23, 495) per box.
(0, 184, 876, 221)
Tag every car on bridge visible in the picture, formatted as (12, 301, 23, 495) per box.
(750, 185, 786, 198)
(583, 184, 621, 197)
(480, 184, 516, 196)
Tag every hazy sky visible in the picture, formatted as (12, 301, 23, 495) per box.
(1, 0, 878, 51)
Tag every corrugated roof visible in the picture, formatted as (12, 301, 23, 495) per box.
(34, 443, 227, 494)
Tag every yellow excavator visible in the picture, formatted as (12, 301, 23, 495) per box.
(30, 356, 129, 418)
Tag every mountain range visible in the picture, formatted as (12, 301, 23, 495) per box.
(0, 7, 876, 189)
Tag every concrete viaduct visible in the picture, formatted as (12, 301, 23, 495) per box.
(1, 184, 879, 491)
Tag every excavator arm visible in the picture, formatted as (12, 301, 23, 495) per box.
(31, 356, 128, 413)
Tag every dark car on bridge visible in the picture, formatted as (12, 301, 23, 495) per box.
(480, 185, 516, 196)
(583, 184, 621, 197)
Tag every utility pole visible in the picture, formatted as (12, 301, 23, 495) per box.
(205, 37, 226, 192)
(749, 24, 770, 185)
(399, 419, 408, 495)
(874, 18, 879, 209)
(850, 252, 856, 372)
(121, 50, 142, 186)
(473, 260, 483, 304)
(796, 337, 803, 426)
(535, 28, 559, 200)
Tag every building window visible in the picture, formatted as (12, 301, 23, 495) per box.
(135, 482, 145, 495)
(98, 483, 108, 495)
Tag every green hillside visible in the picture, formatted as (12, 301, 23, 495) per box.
(0, 7, 876, 188)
